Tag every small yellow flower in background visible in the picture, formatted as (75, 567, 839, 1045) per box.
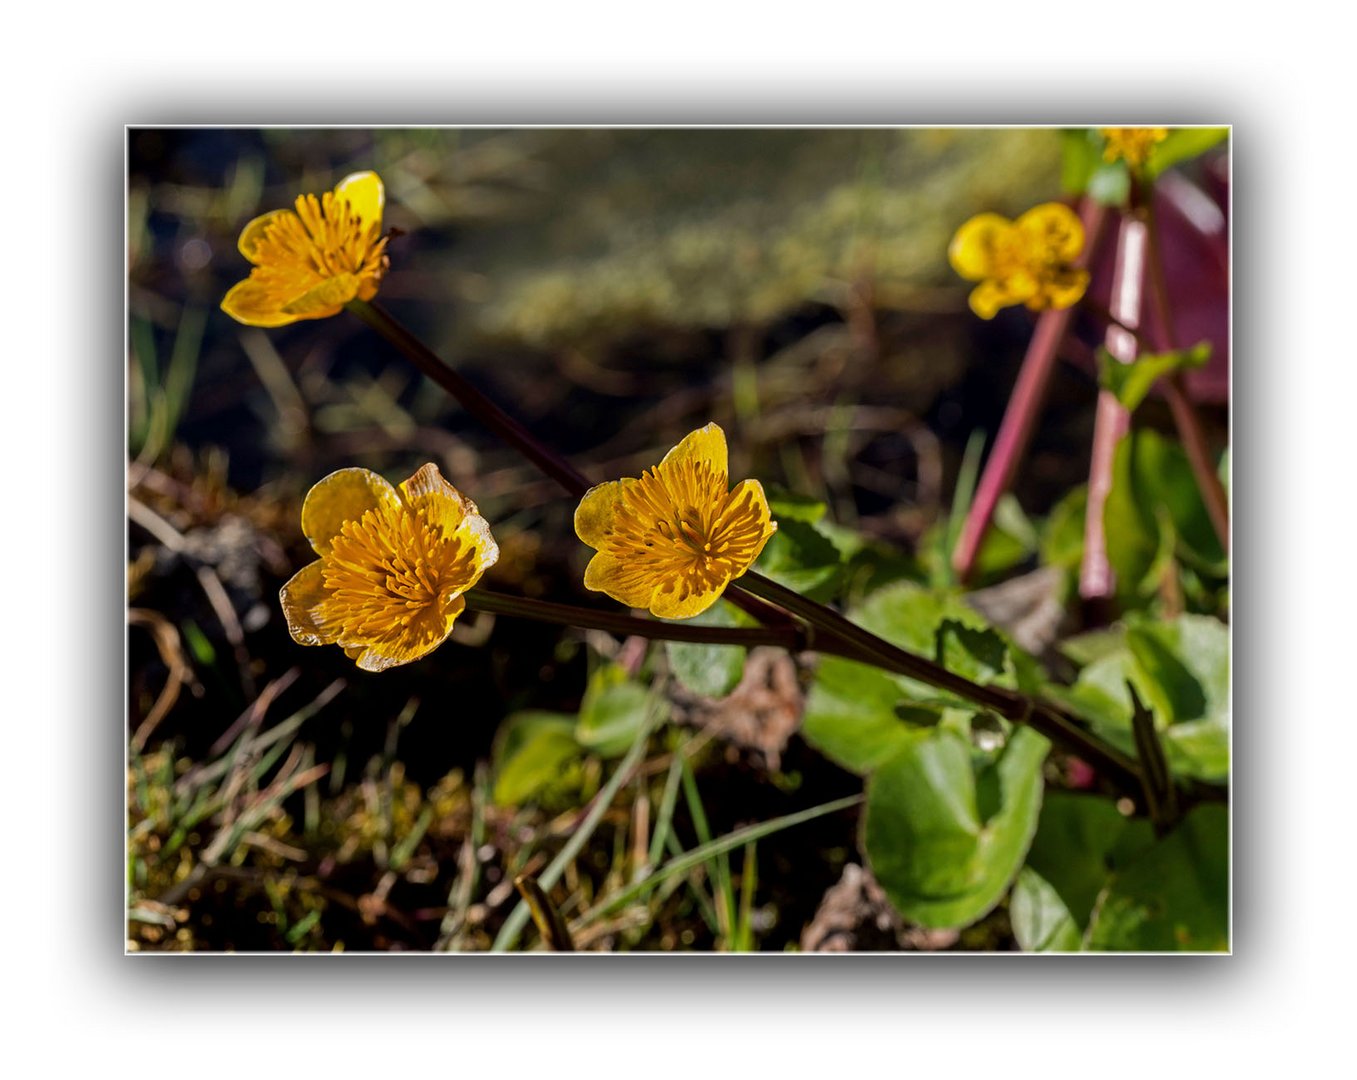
(280, 463, 498, 672)
(1100, 127, 1169, 169)
(575, 423, 777, 619)
(222, 171, 390, 327)
(948, 203, 1089, 320)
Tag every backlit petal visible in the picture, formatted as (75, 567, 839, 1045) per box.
(659, 422, 728, 480)
(334, 171, 385, 231)
(583, 551, 659, 610)
(399, 462, 500, 587)
(221, 279, 296, 327)
(281, 273, 361, 318)
(300, 468, 401, 555)
(949, 213, 1011, 281)
(347, 595, 464, 673)
(722, 478, 778, 570)
(279, 561, 338, 646)
(574, 479, 629, 548)
(238, 210, 291, 262)
(649, 579, 725, 619)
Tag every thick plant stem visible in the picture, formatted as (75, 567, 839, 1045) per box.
(345, 299, 1220, 805)
(1081, 214, 1147, 604)
(346, 299, 594, 498)
(466, 590, 810, 651)
(1140, 204, 1231, 554)
(346, 298, 792, 631)
(738, 571, 1153, 797)
(951, 199, 1110, 583)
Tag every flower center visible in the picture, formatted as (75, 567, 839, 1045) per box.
(251, 192, 389, 300)
(601, 459, 769, 600)
(317, 500, 477, 644)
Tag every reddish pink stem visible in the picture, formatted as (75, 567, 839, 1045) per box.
(1081, 213, 1148, 600)
(951, 199, 1109, 582)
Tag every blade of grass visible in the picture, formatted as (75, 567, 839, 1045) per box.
(646, 748, 686, 872)
(576, 793, 863, 927)
(680, 757, 736, 945)
(491, 703, 660, 952)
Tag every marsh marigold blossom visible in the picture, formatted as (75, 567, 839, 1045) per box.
(948, 203, 1089, 320)
(574, 423, 777, 619)
(222, 171, 390, 327)
(1100, 127, 1169, 169)
(280, 463, 498, 672)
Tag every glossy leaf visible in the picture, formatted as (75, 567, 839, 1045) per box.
(802, 655, 928, 775)
(1025, 792, 1154, 932)
(1145, 128, 1229, 179)
(1086, 804, 1229, 951)
(1057, 614, 1229, 782)
(664, 600, 748, 699)
(1098, 342, 1211, 414)
(1010, 867, 1082, 952)
(864, 726, 1049, 929)
(492, 711, 582, 806)
(576, 664, 651, 758)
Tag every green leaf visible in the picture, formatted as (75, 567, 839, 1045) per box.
(864, 726, 1050, 929)
(1010, 867, 1082, 952)
(491, 712, 582, 806)
(1088, 161, 1131, 207)
(1145, 127, 1229, 179)
(664, 600, 748, 699)
(1056, 615, 1229, 782)
(802, 655, 930, 775)
(765, 487, 828, 524)
(1040, 484, 1087, 573)
(1104, 429, 1226, 605)
(1059, 129, 1104, 196)
(802, 580, 1047, 775)
(1126, 616, 1230, 782)
(757, 517, 844, 599)
(1025, 792, 1154, 932)
(1098, 342, 1212, 414)
(576, 664, 652, 758)
(1086, 804, 1229, 951)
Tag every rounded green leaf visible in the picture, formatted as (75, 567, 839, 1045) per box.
(1086, 804, 1229, 951)
(864, 726, 1050, 929)
(1011, 867, 1082, 952)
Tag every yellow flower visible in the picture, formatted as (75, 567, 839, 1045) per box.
(221, 171, 390, 327)
(1100, 127, 1169, 169)
(948, 203, 1089, 320)
(574, 423, 777, 619)
(280, 463, 498, 672)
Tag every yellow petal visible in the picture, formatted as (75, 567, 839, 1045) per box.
(949, 213, 1011, 281)
(400, 462, 473, 524)
(281, 273, 361, 318)
(659, 422, 729, 480)
(1015, 203, 1085, 263)
(334, 171, 384, 231)
(279, 561, 338, 646)
(301, 467, 401, 555)
(221, 279, 296, 327)
(347, 595, 464, 673)
(574, 479, 629, 547)
(722, 478, 778, 572)
(582, 551, 661, 610)
(968, 281, 1011, 320)
(649, 579, 725, 619)
(399, 463, 500, 585)
(1037, 268, 1091, 311)
(237, 209, 291, 263)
